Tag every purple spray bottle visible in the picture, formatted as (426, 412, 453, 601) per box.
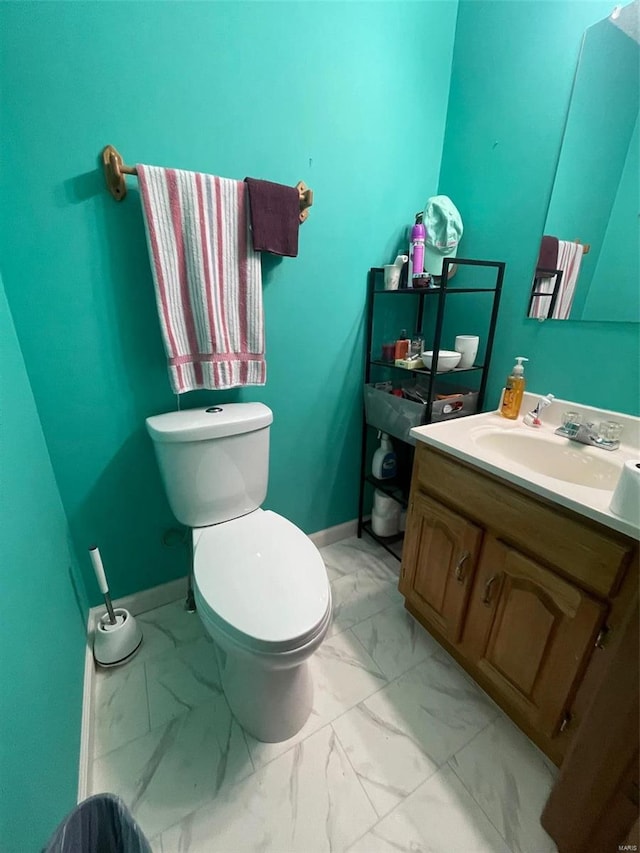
(409, 212, 426, 287)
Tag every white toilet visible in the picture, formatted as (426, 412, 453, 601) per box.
(145, 403, 332, 742)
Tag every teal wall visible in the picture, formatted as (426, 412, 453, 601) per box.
(4, 2, 639, 845)
(0, 275, 86, 852)
(438, 0, 640, 414)
(584, 116, 640, 323)
(0, 1, 459, 604)
(2, 0, 636, 621)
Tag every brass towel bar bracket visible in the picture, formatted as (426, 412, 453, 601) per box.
(102, 145, 313, 223)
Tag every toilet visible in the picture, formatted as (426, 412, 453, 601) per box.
(145, 403, 332, 742)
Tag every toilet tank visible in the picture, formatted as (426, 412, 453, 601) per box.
(145, 403, 273, 527)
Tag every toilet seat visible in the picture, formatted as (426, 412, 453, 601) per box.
(193, 509, 330, 654)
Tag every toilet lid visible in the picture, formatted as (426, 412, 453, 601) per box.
(193, 509, 330, 651)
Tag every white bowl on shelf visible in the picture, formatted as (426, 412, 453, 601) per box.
(421, 350, 462, 372)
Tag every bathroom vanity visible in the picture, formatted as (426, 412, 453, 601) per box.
(399, 395, 639, 772)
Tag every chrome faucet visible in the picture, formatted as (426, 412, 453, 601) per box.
(555, 418, 622, 451)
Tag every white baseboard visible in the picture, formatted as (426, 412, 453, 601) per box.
(77, 521, 356, 798)
(78, 577, 188, 801)
(309, 518, 358, 548)
(308, 518, 358, 549)
(103, 575, 189, 619)
(77, 611, 96, 802)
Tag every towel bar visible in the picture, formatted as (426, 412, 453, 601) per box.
(102, 144, 313, 222)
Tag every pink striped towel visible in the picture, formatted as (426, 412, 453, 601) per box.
(137, 165, 265, 393)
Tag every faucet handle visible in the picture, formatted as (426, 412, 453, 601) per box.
(561, 411, 582, 436)
(598, 420, 623, 443)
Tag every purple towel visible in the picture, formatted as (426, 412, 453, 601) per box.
(537, 235, 559, 271)
(245, 177, 299, 257)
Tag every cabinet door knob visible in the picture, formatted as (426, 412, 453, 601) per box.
(482, 574, 499, 606)
(455, 551, 470, 584)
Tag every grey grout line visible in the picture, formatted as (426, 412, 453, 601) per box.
(239, 723, 256, 775)
(341, 820, 380, 853)
(329, 721, 380, 831)
(446, 721, 558, 853)
(343, 608, 398, 670)
(143, 662, 152, 735)
(332, 711, 442, 819)
(323, 639, 508, 829)
(348, 605, 440, 681)
(233, 632, 394, 775)
(444, 717, 519, 852)
(154, 811, 188, 847)
(324, 638, 444, 759)
(432, 646, 507, 720)
(328, 572, 400, 633)
(150, 660, 504, 852)
(149, 833, 164, 853)
(335, 704, 511, 852)
(150, 718, 347, 849)
(95, 538, 497, 846)
(216, 612, 399, 777)
(325, 597, 399, 644)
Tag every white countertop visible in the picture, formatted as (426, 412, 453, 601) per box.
(410, 391, 640, 540)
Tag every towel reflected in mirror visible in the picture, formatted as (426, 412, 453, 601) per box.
(528, 236, 584, 320)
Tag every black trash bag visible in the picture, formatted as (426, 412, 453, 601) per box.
(43, 793, 152, 853)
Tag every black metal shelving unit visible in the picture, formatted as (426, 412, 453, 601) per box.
(357, 257, 505, 559)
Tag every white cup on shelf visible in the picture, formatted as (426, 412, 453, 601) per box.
(454, 335, 479, 369)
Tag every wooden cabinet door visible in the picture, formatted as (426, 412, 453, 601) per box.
(462, 536, 607, 737)
(400, 492, 483, 643)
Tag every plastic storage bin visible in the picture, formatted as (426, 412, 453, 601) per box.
(363, 383, 478, 445)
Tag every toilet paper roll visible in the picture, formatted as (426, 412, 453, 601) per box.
(609, 460, 640, 524)
(384, 265, 401, 290)
(373, 489, 401, 518)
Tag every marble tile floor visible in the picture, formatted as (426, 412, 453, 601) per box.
(88, 535, 558, 853)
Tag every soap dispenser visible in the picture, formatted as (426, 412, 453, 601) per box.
(500, 356, 528, 420)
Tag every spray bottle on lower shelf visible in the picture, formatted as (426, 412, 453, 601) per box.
(372, 432, 397, 480)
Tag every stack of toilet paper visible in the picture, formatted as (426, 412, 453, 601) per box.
(372, 490, 401, 537)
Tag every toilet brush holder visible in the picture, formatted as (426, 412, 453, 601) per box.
(89, 545, 143, 667)
(93, 608, 143, 667)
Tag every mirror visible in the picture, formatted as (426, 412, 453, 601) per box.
(528, 1, 639, 322)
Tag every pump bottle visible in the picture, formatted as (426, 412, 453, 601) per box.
(372, 432, 397, 479)
(500, 357, 528, 420)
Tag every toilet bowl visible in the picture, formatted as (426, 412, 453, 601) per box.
(145, 403, 332, 742)
(193, 508, 331, 741)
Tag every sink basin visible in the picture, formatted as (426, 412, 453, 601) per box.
(471, 430, 621, 490)
(410, 392, 640, 538)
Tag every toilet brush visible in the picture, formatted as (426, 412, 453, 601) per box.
(89, 546, 143, 667)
